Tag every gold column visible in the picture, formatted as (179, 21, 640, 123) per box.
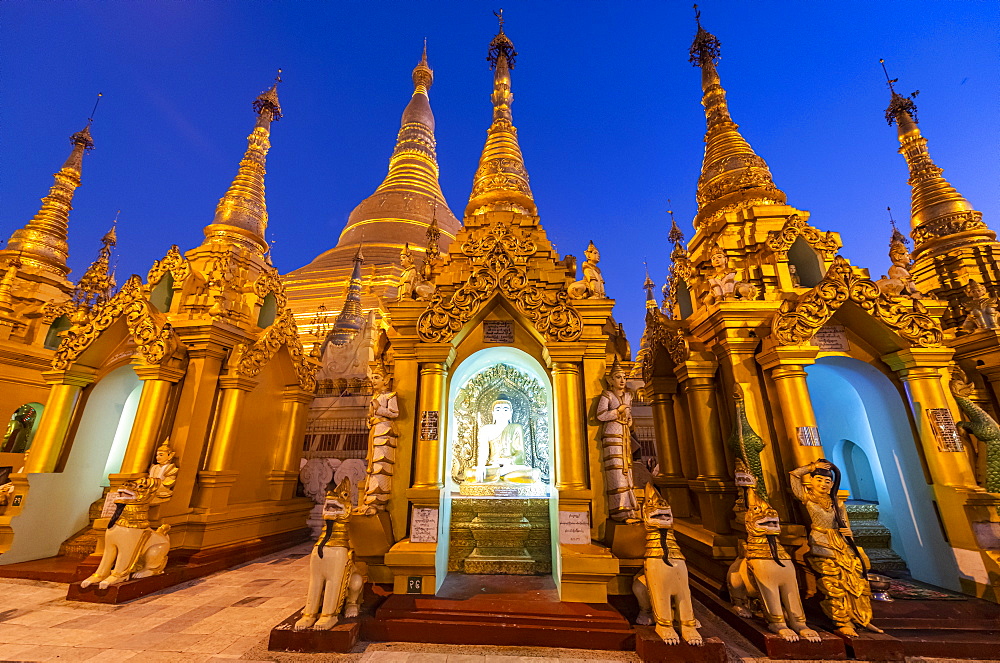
(552, 362, 587, 491)
(196, 374, 257, 511)
(676, 355, 732, 533)
(769, 365, 826, 467)
(883, 349, 978, 488)
(269, 387, 313, 500)
(24, 369, 95, 473)
(118, 364, 186, 474)
(412, 362, 447, 490)
(648, 375, 691, 517)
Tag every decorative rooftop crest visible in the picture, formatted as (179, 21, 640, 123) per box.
(487, 8, 517, 69)
(689, 4, 721, 67)
(880, 59, 919, 126)
(253, 69, 283, 121)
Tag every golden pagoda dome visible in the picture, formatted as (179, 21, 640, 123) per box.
(291, 45, 460, 275)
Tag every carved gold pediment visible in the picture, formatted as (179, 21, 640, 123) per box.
(765, 214, 841, 260)
(147, 245, 191, 287)
(52, 275, 181, 370)
(770, 255, 943, 347)
(416, 222, 582, 343)
(229, 308, 318, 391)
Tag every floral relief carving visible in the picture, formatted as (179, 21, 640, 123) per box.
(229, 307, 318, 391)
(770, 255, 943, 347)
(146, 245, 191, 288)
(765, 214, 841, 261)
(52, 275, 181, 370)
(417, 223, 582, 343)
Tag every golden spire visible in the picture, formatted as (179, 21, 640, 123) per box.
(73, 214, 118, 309)
(881, 60, 994, 259)
(689, 6, 785, 225)
(466, 9, 537, 217)
(1, 122, 95, 278)
(327, 240, 366, 346)
(643, 263, 657, 310)
(333, 44, 459, 259)
(203, 71, 283, 255)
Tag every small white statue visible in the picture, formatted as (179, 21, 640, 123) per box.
(295, 478, 366, 631)
(147, 439, 178, 504)
(464, 396, 540, 484)
(727, 486, 821, 643)
(597, 358, 639, 522)
(962, 279, 999, 331)
(568, 241, 607, 299)
(706, 247, 757, 303)
(357, 364, 399, 514)
(633, 483, 703, 646)
(876, 230, 922, 298)
(80, 478, 171, 589)
(395, 244, 435, 301)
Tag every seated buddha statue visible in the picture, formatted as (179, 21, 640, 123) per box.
(465, 397, 540, 484)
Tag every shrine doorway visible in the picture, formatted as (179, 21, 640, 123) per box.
(806, 356, 958, 589)
(439, 347, 556, 587)
(0, 365, 142, 564)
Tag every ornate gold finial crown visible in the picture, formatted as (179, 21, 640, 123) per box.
(253, 69, 283, 121)
(156, 438, 175, 457)
(488, 8, 517, 69)
(609, 356, 624, 376)
(880, 59, 919, 126)
(689, 4, 721, 67)
(413, 40, 434, 90)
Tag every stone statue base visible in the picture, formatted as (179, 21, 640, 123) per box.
(635, 626, 727, 663)
(269, 608, 360, 653)
(458, 481, 549, 497)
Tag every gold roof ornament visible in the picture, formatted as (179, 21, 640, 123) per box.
(327, 240, 366, 346)
(1, 117, 97, 279)
(689, 6, 785, 227)
(203, 71, 283, 256)
(466, 9, 537, 217)
(643, 263, 658, 310)
(881, 60, 994, 260)
(72, 214, 118, 309)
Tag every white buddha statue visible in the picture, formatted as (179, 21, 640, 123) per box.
(466, 397, 540, 484)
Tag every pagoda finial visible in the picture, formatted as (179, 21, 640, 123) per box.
(666, 201, 685, 247)
(643, 261, 657, 309)
(73, 213, 119, 309)
(689, 9, 784, 226)
(466, 11, 536, 217)
(203, 74, 282, 255)
(328, 236, 366, 347)
(884, 68, 993, 258)
(0, 116, 98, 278)
(412, 43, 434, 94)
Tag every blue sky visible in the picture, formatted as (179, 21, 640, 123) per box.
(2, 1, 997, 344)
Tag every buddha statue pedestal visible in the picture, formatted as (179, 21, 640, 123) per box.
(451, 497, 551, 575)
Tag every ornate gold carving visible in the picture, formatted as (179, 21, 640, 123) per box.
(253, 264, 288, 310)
(912, 210, 988, 247)
(417, 223, 582, 342)
(147, 245, 191, 287)
(41, 300, 76, 324)
(771, 256, 943, 347)
(52, 275, 181, 370)
(765, 214, 841, 260)
(229, 308, 318, 390)
(645, 307, 689, 368)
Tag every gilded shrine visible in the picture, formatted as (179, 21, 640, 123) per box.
(1, 7, 999, 661)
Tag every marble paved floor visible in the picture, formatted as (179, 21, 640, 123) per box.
(0, 543, 643, 663)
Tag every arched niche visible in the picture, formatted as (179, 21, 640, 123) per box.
(1, 365, 142, 564)
(149, 273, 174, 313)
(677, 279, 694, 319)
(806, 356, 958, 589)
(43, 315, 71, 351)
(836, 438, 878, 502)
(788, 236, 824, 287)
(446, 346, 553, 493)
(257, 292, 278, 328)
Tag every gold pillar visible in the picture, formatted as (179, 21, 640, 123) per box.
(883, 349, 978, 488)
(552, 361, 587, 491)
(118, 364, 186, 474)
(676, 355, 732, 533)
(648, 376, 691, 517)
(269, 387, 312, 500)
(412, 361, 447, 490)
(769, 365, 826, 467)
(196, 374, 256, 511)
(24, 369, 95, 473)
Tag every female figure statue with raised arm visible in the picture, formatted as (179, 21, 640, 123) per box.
(789, 459, 881, 637)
